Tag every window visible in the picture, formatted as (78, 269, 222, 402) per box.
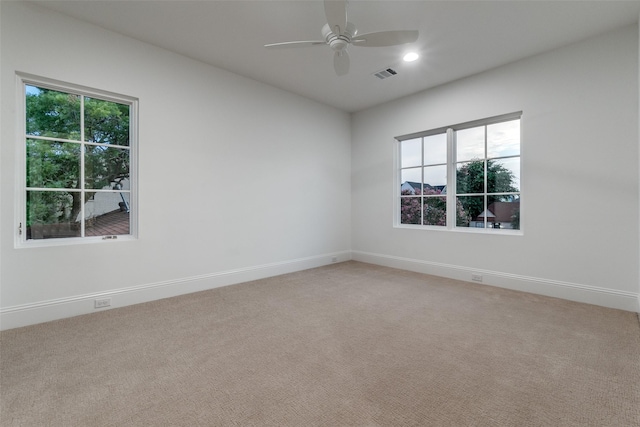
(396, 112, 521, 232)
(17, 74, 138, 245)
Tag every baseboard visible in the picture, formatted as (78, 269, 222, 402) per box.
(0, 251, 352, 331)
(352, 250, 640, 313)
(2, 249, 637, 331)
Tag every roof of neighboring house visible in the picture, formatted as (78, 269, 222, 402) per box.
(475, 202, 520, 222)
(476, 209, 496, 219)
(85, 209, 129, 236)
(402, 181, 422, 191)
(27, 209, 129, 240)
(401, 181, 446, 194)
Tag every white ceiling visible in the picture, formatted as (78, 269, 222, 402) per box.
(30, 0, 640, 113)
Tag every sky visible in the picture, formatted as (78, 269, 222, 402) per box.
(400, 119, 520, 191)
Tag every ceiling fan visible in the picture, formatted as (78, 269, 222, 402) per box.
(264, 0, 419, 76)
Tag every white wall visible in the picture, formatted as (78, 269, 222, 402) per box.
(1, 4, 638, 330)
(0, 2, 351, 329)
(352, 24, 640, 311)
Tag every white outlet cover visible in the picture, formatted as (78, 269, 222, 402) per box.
(94, 298, 111, 308)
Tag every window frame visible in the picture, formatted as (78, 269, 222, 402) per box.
(15, 73, 139, 247)
(394, 112, 522, 234)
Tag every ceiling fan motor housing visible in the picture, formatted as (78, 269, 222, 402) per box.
(322, 22, 357, 52)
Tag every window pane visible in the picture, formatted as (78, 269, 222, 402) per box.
(423, 165, 446, 191)
(456, 126, 484, 162)
(85, 192, 130, 236)
(26, 86, 81, 140)
(456, 160, 485, 194)
(423, 197, 446, 226)
(26, 139, 80, 189)
(488, 158, 520, 193)
(26, 190, 81, 239)
(401, 168, 421, 194)
(456, 196, 484, 227)
(400, 197, 421, 224)
(423, 133, 446, 165)
(488, 120, 520, 159)
(85, 97, 130, 146)
(85, 146, 130, 190)
(401, 138, 421, 168)
(486, 197, 520, 230)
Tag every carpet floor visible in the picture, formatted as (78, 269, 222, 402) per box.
(1, 261, 639, 426)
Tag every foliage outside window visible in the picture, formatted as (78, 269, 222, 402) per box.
(397, 113, 521, 231)
(19, 75, 137, 243)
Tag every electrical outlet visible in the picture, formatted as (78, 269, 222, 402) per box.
(471, 274, 483, 283)
(94, 298, 111, 309)
(331, 256, 338, 263)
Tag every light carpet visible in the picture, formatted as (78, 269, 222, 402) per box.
(1, 261, 639, 426)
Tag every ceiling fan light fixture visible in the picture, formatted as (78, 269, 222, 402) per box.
(403, 52, 419, 62)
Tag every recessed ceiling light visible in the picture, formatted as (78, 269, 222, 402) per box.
(403, 52, 419, 62)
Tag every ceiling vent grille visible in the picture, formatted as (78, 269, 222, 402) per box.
(373, 68, 398, 80)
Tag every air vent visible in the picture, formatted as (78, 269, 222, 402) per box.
(373, 68, 398, 80)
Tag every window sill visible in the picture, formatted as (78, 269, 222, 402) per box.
(394, 224, 523, 236)
(16, 234, 137, 249)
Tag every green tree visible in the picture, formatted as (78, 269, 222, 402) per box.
(25, 87, 129, 229)
(456, 159, 518, 226)
(510, 210, 520, 230)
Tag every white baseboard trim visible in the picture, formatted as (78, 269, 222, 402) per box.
(0, 251, 352, 331)
(352, 250, 640, 313)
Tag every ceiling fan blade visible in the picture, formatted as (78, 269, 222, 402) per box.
(264, 40, 327, 49)
(334, 50, 350, 76)
(324, 0, 347, 35)
(352, 30, 419, 47)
